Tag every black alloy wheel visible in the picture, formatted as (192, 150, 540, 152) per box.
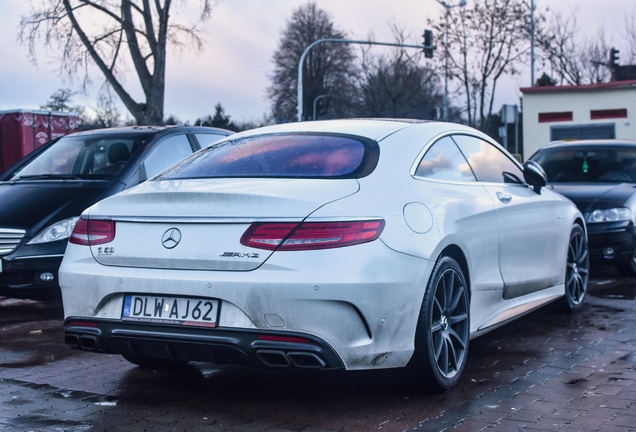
(562, 224, 589, 311)
(410, 256, 470, 393)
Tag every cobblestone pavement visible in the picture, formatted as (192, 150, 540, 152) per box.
(0, 266, 635, 432)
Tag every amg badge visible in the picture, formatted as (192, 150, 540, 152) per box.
(220, 252, 260, 258)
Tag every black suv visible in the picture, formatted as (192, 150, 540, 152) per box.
(0, 126, 232, 299)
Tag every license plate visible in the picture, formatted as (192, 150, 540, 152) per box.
(122, 295, 219, 327)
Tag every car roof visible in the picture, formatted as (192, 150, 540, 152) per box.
(66, 125, 232, 138)
(224, 118, 471, 142)
(540, 139, 636, 150)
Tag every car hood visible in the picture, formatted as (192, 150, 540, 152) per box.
(0, 180, 112, 236)
(549, 183, 636, 212)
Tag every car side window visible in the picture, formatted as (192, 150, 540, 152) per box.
(195, 133, 227, 149)
(142, 134, 194, 180)
(415, 136, 476, 182)
(452, 135, 524, 183)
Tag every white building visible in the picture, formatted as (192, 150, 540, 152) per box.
(520, 80, 636, 160)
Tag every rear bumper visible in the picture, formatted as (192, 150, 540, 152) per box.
(60, 239, 432, 371)
(64, 318, 344, 369)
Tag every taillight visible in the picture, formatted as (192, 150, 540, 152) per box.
(240, 220, 385, 251)
(69, 218, 116, 246)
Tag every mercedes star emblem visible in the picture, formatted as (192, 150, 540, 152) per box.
(161, 228, 182, 249)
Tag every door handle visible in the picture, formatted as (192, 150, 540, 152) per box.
(496, 192, 512, 203)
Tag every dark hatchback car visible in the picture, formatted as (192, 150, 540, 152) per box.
(0, 126, 232, 299)
(531, 139, 636, 275)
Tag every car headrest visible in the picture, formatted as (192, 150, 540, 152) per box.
(108, 142, 130, 164)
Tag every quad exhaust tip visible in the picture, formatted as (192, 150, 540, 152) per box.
(287, 352, 326, 368)
(66, 333, 100, 351)
(65, 334, 80, 348)
(256, 350, 326, 368)
(79, 335, 99, 350)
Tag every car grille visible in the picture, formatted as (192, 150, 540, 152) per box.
(0, 229, 26, 255)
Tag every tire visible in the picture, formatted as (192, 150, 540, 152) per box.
(561, 224, 589, 312)
(122, 353, 189, 370)
(409, 256, 470, 393)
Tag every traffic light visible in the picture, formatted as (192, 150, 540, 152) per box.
(609, 47, 620, 68)
(423, 30, 434, 59)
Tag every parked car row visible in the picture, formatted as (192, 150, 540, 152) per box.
(8, 119, 634, 392)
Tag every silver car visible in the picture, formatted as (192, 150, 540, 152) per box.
(60, 119, 588, 392)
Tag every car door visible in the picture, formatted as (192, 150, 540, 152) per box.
(412, 136, 502, 293)
(452, 134, 562, 299)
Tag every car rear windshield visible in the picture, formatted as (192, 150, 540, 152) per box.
(10, 132, 153, 180)
(532, 146, 636, 183)
(158, 133, 379, 180)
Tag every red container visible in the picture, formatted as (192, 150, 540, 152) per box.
(0, 110, 78, 172)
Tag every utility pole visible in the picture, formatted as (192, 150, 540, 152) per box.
(297, 38, 429, 122)
(530, 0, 535, 86)
(436, 0, 467, 121)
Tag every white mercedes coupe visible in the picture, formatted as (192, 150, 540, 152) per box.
(60, 119, 588, 392)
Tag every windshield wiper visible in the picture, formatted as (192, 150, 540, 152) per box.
(12, 174, 84, 181)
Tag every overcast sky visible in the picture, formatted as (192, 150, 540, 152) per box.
(0, 0, 634, 124)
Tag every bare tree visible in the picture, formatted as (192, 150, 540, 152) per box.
(625, 12, 636, 63)
(430, 0, 531, 132)
(536, 10, 610, 85)
(19, 0, 214, 125)
(356, 29, 442, 119)
(268, 2, 358, 122)
(93, 85, 121, 128)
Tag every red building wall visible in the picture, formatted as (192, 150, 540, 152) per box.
(0, 110, 78, 172)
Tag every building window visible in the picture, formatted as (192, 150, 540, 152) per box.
(590, 109, 627, 120)
(538, 111, 573, 123)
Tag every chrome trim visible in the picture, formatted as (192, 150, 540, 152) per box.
(103, 216, 305, 223)
(0, 228, 26, 255)
(161, 228, 182, 249)
(94, 216, 383, 224)
(13, 254, 65, 261)
(303, 216, 384, 222)
(409, 131, 524, 182)
(0, 228, 26, 234)
(96, 215, 382, 224)
(477, 294, 561, 331)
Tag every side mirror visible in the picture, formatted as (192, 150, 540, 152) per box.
(523, 160, 547, 193)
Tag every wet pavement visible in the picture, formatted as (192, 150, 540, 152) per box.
(1, 266, 635, 431)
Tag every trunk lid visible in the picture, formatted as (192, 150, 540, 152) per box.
(88, 178, 359, 270)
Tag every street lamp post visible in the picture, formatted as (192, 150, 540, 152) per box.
(436, 0, 467, 121)
(297, 38, 426, 122)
